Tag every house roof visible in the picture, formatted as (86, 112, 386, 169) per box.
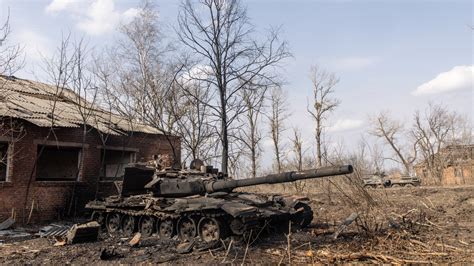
(0, 75, 161, 136)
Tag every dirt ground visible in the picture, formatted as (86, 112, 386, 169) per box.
(0, 185, 472, 264)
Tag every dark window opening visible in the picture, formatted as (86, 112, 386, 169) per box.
(100, 149, 136, 180)
(0, 143, 9, 181)
(36, 146, 80, 181)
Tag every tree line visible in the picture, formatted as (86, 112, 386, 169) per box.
(1, 0, 471, 183)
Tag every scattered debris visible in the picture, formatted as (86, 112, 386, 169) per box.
(129, 232, 141, 247)
(99, 247, 123, 261)
(0, 217, 15, 231)
(332, 212, 359, 240)
(0, 229, 31, 239)
(65, 221, 100, 244)
(39, 224, 70, 238)
(53, 236, 67, 247)
(176, 240, 195, 254)
(0, 186, 472, 264)
(194, 240, 221, 252)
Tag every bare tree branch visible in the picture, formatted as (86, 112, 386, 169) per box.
(177, 0, 290, 174)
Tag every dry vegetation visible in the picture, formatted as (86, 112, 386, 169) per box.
(1, 180, 472, 264)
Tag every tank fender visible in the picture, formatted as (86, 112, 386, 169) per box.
(221, 202, 258, 217)
(281, 195, 310, 208)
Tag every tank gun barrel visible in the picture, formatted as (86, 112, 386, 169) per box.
(205, 165, 353, 193)
(140, 164, 353, 197)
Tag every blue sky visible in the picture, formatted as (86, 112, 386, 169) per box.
(1, 0, 472, 170)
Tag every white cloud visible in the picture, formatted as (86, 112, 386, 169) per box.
(45, 0, 140, 35)
(412, 65, 473, 96)
(77, 0, 120, 35)
(45, 0, 76, 13)
(327, 119, 364, 132)
(179, 64, 213, 84)
(330, 56, 378, 71)
(122, 8, 140, 22)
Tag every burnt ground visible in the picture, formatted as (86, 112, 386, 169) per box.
(0, 185, 473, 264)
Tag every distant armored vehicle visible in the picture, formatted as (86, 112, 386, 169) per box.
(86, 161, 353, 242)
(363, 172, 421, 188)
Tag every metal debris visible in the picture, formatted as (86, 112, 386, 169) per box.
(65, 221, 100, 244)
(0, 229, 31, 239)
(333, 212, 359, 240)
(176, 240, 196, 254)
(38, 224, 70, 238)
(0, 217, 15, 230)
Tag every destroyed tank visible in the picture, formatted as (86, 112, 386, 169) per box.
(86, 161, 353, 242)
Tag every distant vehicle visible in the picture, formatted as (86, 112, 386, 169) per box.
(363, 172, 421, 188)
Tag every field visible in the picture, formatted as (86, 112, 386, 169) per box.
(0, 185, 472, 264)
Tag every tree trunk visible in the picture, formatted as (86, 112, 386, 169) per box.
(275, 147, 281, 173)
(316, 120, 322, 167)
(221, 106, 228, 174)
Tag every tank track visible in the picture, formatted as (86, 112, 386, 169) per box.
(89, 202, 313, 243)
(91, 207, 235, 242)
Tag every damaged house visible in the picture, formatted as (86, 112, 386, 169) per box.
(0, 75, 180, 223)
(414, 144, 474, 185)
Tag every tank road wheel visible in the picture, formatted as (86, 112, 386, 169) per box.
(91, 211, 105, 228)
(139, 216, 155, 237)
(106, 213, 121, 234)
(121, 215, 137, 236)
(230, 218, 245, 235)
(177, 217, 197, 241)
(291, 203, 314, 229)
(158, 218, 175, 239)
(198, 217, 224, 243)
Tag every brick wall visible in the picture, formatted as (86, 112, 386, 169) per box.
(0, 119, 180, 223)
(414, 161, 474, 186)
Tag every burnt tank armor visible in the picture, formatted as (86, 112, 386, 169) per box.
(86, 160, 353, 242)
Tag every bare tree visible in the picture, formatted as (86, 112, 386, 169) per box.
(172, 80, 217, 163)
(0, 10, 24, 76)
(0, 12, 26, 182)
(177, 0, 290, 174)
(291, 128, 303, 172)
(268, 86, 289, 173)
(66, 39, 101, 216)
(238, 87, 266, 177)
(290, 127, 306, 192)
(99, 1, 182, 164)
(412, 104, 464, 182)
(227, 141, 245, 178)
(23, 34, 75, 221)
(371, 112, 417, 175)
(307, 65, 340, 167)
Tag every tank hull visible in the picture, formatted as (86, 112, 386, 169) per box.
(86, 192, 313, 242)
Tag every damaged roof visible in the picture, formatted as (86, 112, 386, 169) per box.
(0, 75, 161, 135)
